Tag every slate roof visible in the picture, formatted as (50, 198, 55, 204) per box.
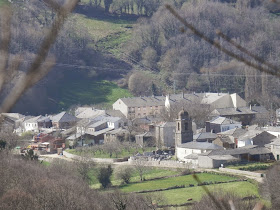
(1, 113, 25, 120)
(251, 105, 269, 114)
(105, 110, 126, 118)
(135, 131, 154, 137)
(210, 107, 256, 116)
(76, 108, 105, 119)
(217, 135, 235, 144)
(218, 128, 247, 138)
(207, 155, 238, 160)
(51, 112, 77, 123)
(118, 93, 241, 108)
(177, 142, 224, 150)
(267, 138, 280, 146)
(106, 128, 128, 135)
(185, 153, 199, 159)
(205, 145, 271, 156)
(193, 132, 217, 140)
(208, 116, 241, 125)
(238, 130, 264, 141)
(86, 127, 114, 136)
(24, 115, 43, 123)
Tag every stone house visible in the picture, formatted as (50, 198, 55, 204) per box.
(266, 138, 280, 161)
(209, 107, 256, 126)
(176, 142, 224, 162)
(51, 112, 77, 129)
(135, 132, 155, 147)
(155, 122, 176, 148)
(193, 132, 217, 142)
(237, 130, 276, 148)
(213, 135, 236, 149)
(206, 117, 242, 133)
(104, 128, 128, 143)
(113, 92, 247, 119)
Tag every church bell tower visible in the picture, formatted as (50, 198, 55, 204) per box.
(175, 109, 193, 146)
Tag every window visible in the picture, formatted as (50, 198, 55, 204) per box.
(185, 122, 188, 130)
(178, 122, 180, 131)
(138, 107, 141, 111)
(155, 106, 158, 110)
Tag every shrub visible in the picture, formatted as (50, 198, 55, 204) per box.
(114, 166, 134, 184)
(97, 165, 113, 188)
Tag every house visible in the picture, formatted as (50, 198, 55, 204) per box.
(204, 145, 273, 163)
(104, 128, 129, 143)
(237, 130, 276, 148)
(113, 92, 247, 118)
(213, 135, 236, 149)
(0, 113, 25, 132)
(51, 112, 77, 129)
(75, 107, 106, 119)
(176, 141, 224, 163)
(209, 107, 256, 125)
(135, 132, 155, 147)
(267, 138, 280, 160)
(155, 122, 176, 148)
(206, 117, 242, 133)
(198, 155, 238, 168)
(193, 132, 217, 142)
(24, 116, 44, 132)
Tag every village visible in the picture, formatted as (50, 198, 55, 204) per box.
(2, 92, 280, 171)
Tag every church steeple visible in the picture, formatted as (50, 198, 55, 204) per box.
(175, 110, 193, 146)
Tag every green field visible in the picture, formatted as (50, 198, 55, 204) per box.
(120, 173, 238, 193)
(156, 181, 259, 205)
(227, 162, 274, 170)
(48, 79, 132, 111)
(90, 167, 180, 188)
(67, 147, 155, 159)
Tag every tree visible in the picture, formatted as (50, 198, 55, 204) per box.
(76, 156, 95, 183)
(114, 165, 134, 184)
(97, 165, 113, 188)
(104, 0, 113, 13)
(261, 162, 280, 209)
(134, 159, 147, 182)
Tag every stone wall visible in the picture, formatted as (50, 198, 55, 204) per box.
(219, 167, 265, 177)
(128, 158, 194, 169)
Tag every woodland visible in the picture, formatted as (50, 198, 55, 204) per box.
(3, 0, 280, 113)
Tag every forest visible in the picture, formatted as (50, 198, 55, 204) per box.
(3, 0, 280, 113)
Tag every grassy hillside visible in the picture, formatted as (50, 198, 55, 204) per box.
(46, 10, 135, 111)
(48, 78, 132, 111)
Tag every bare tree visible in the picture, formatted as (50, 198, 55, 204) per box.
(134, 158, 148, 182)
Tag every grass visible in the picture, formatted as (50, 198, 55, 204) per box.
(227, 162, 274, 170)
(90, 167, 180, 189)
(155, 181, 259, 205)
(67, 147, 155, 159)
(48, 79, 132, 112)
(119, 173, 238, 193)
(41, 161, 51, 166)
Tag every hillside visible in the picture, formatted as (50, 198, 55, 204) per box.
(7, 1, 137, 115)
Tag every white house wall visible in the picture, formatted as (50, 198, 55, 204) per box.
(113, 99, 128, 117)
(221, 123, 242, 132)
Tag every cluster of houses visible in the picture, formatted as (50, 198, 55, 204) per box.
(2, 92, 280, 168)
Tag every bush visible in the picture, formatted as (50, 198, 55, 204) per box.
(97, 165, 113, 188)
(239, 165, 269, 171)
(114, 166, 134, 184)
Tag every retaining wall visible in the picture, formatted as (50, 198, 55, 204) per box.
(219, 167, 265, 178)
